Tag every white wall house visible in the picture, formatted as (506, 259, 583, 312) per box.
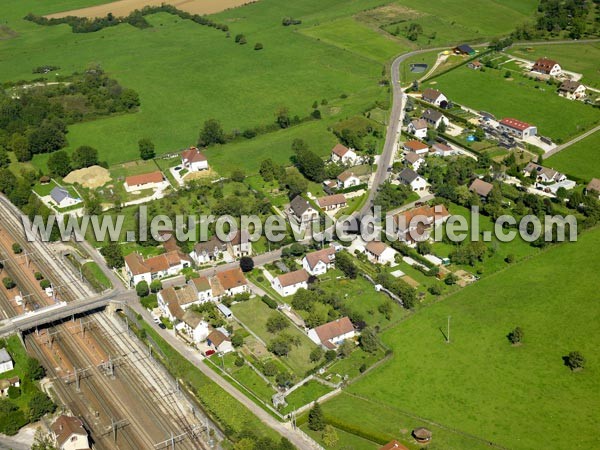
(210, 268, 249, 299)
(532, 57, 562, 76)
(398, 168, 428, 192)
(272, 269, 309, 297)
(421, 88, 448, 107)
(407, 119, 428, 139)
(191, 236, 228, 265)
(0, 349, 13, 374)
(422, 109, 449, 129)
(364, 242, 396, 265)
(207, 330, 234, 354)
(180, 310, 210, 343)
(302, 247, 336, 276)
(124, 251, 192, 286)
(51, 415, 90, 450)
(181, 147, 209, 172)
(308, 317, 356, 349)
(124, 171, 168, 193)
(392, 204, 451, 244)
(498, 118, 537, 139)
(558, 80, 586, 100)
(289, 196, 319, 226)
(190, 276, 213, 303)
(330, 143, 358, 165)
(50, 187, 82, 208)
(228, 230, 252, 257)
(337, 171, 361, 189)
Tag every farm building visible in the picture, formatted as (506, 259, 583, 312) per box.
(498, 118, 537, 139)
(308, 316, 356, 349)
(454, 44, 476, 55)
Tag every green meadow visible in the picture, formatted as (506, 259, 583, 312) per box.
(547, 131, 600, 180)
(329, 228, 600, 450)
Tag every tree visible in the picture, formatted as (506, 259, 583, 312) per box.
(284, 167, 308, 198)
(28, 121, 67, 154)
(309, 346, 323, 362)
(292, 289, 313, 311)
(266, 314, 289, 333)
(254, 42, 263, 50)
(275, 371, 293, 387)
(12, 243, 22, 254)
(47, 151, 71, 177)
(293, 141, 325, 182)
(504, 70, 511, 78)
(231, 169, 245, 182)
(268, 334, 292, 356)
(150, 279, 162, 293)
(40, 279, 51, 290)
(7, 386, 20, 399)
(231, 334, 244, 348)
(474, 127, 485, 141)
(100, 243, 124, 269)
(239, 256, 254, 272)
(359, 328, 379, 353)
(335, 251, 357, 279)
(28, 391, 55, 421)
(378, 300, 393, 320)
(322, 425, 338, 448)
(437, 120, 447, 133)
(262, 361, 277, 376)
(26, 357, 45, 380)
(138, 138, 155, 160)
(10, 134, 31, 162)
(31, 427, 57, 450)
(416, 241, 432, 255)
(507, 326, 524, 345)
(324, 350, 336, 362)
(0, 169, 17, 196)
(445, 273, 458, 285)
(565, 351, 585, 370)
(275, 107, 290, 129)
(198, 119, 226, 147)
(136, 281, 149, 297)
(2, 278, 15, 290)
(71, 145, 98, 169)
(337, 340, 354, 358)
(308, 402, 325, 431)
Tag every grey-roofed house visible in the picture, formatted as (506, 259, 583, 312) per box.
(398, 168, 428, 192)
(289, 195, 319, 225)
(421, 88, 448, 107)
(50, 187, 81, 209)
(0, 348, 13, 374)
(422, 109, 449, 129)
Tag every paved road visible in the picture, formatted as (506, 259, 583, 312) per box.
(544, 124, 600, 158)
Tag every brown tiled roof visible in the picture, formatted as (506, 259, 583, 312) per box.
(276, 269, 309, 287)
(216, 268, 247, 291)
(337, 171, 357, 182)
(500, 118, 533, 131)
(405, 152, 424, 164)
(587, 178, 600, 194)
(394, 204, 449, 228)
(532, 57, 559, 73)
(433, 142, 453, 153)
(207, 330, 229, 347)
(469, 179, 494, 197)
(317, 194, 346, 208)
(410, 118, 428, 130)
(331, 143, 351, 157)
(191, 276, 211, 292)
(194, 235, 227, 254)
(365, 241, 389, 257)
(380, 440, 409, 450)
(51, 415, 87, 448)
(125, 250, 191, 276)
(422, 88, 444, 102)
(559, 80, 583, 93)
(403, 140, 429, 152)
(304, 247, 335, 270)
(181, 147, 207, 163)
(182, 309, 204, 328)
(314, 317, 354, 346)
(228, 230, 249, 246)
(125, 171, 164, 187)
(124, 252, 147, 275)
(161, 284, 197, 308)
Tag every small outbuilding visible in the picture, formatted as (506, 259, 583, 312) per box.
(412, 427, 432, 443)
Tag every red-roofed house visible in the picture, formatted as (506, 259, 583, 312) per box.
(124, 171, 168, 192)
(498, 118, 537, 139)
(391, 204, 450, 244)
(531, 57, 561, 76)
(403, 140, 429, 155)
(330, 143, 358, 165)
(317, 194, 347, 211)
(51, 415, 90, 450)
(272, 269, 309, 297)
(365, 241, 396, 265)
(124, 250, 192, 286)
(302, 247, 336, 276)
(181, 147, 209, 172)
(308, 317, 356, 349)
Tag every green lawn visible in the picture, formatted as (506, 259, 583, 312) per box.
(231, 297, 319, 376)
(281, 380, 332, 414)
(331, 228, 600, 450)
(510, 43, 600, 88)
(547, 131, 600, 181)
(429, 64, 600, 141)
(82, 261, 112, 291)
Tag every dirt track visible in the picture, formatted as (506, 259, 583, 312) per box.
(45, 0, 257, 19)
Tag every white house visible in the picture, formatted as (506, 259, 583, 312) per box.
(158, 284, 199, 321)
(421, 109, 449, 129)
(337, 171, 361, 189)
(364, 241, 396, 265)
(289, 196, 319, 226)
(50, 187, 82, 208)
(180, 310, 210, 343)
(421, 88, 448, 107)
(317, 194, 347, 211)
(190, 276, 213, 303)
(558, 80, 586, 100)
(432, 142, 457, 157)
(124, 251, 192, 286)
(207, 330, 234, 354)
(0, 349, 13, 374)
(308, 317, 356, 349)
(498, 118, 537, 139)
(330, 143, 358, 165)
(124, 170, 168, 193)
(302, 247, 336, 276)
(227, 230, 252, 257)
(51, 415, 90, 450)
(191, 235, 228, 265)
(404, 152, 425, 171)
(181, 147, 209, 172)
(210, 268, 248, 298)
(392, 204, 450, 244)
(523, 162, 567, 183)
(398, 168, 428, 192)
(407, 119, 428, 139)
(532, 57, 562, 76)
(272, 269, 309, 297)
(403, 140, 429, 155)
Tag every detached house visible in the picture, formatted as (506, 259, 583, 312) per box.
(403, 140, 429, 155)
(523, 162, 566, 183)
(365, 241, 396, 265)
(421, 88, 448, 108)
(404, 152, 425, 171)
(181, 147, 208, 172)
(190, 276, 212, 303)
(317, 194, 347, 211)
(432, 142, 457, 157)
(124, 171, 167, 192)
(532, 57, 561, 76)
(0, 349, 13, 374)
(207, 330, 234, 354)
(191, 235, 228, 265)
(422, 109, 449, 129)
(392, 204, 450, 244)
(337, 171, 361, 189)
(228, 230, 252, 257)
(398, 168, 428, 192)
(50, 187, 82, 209)
(272, 269, 309, 297)
(124, 251, 192, 286)
(454, 44, 476, 55)
(498, 118, 537, 139)
(289, 196, 319, 226)
(179, 310, 210, 343)
(308, 317, 356, 349)
(51, 415, 90, 450)
(211, 268, 249, 298)
(558, 80, 586, 100)
(407, 119, 428, 139)
(469, 179, 494, 199)
(330, 143, 358, 165)
(302, 247, 336, 276)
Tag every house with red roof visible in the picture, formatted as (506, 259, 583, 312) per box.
(403, 140, 429, 155)
(330, 143, 358, 165)
(181, 147, 208, 172)
(308, 317, 356, 349)
(302, 247, 336, 276)
(498, 118, 537, 139)
(272, 269, 309, 297)
(124, 170, 168, 193)
(531, 57, 561, 76)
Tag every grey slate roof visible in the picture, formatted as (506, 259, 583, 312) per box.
(0, 348, 11, 364)
(290, 195, 311, 217)
(422, 108, 443, 123)
(50, 187, 70, 204)
(398, 168, 419, 184)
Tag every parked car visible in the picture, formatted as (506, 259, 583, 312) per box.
(204, 349, 216, 357)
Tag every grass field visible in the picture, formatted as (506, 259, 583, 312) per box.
(547, 131, 600, 180)
(330, 228, 600, 450)
(510, 43, 600, 89)
(430, 64, 600, 141)
(281, 380, 332, 414)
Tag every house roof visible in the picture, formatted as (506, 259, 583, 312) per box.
(524, 162, 561, 181)
(276, 269, 309, 287)
(191, 276, 211, 292)
(469, 60, 482, 67)
(398, 168, 420, 184)
(532, 57, 559, 72)
(394, 204, 450, 228)
(228, 229, 250, 247)
(125, 171, 164, 187)
(50, 187, 72, 204)
(290, 195, 312, 216)
(403, 140, 429, 152)
(422, 88, 444, 102)
(0, 376, 19, 390)
(331, 143, 351, 157)
(160, 284, 197, 308)
(313, 317, 354, 348)
(51, 415, 87, 448)
(125, 250, 191, 275)
(469, 179, 494, 197)
(181, 147, 207, 163)
(207, 330, 229, 347)
(433, 142, 453, 153)
(410, 118, 428, 130)
(304, 247, 335, 270)
(317, 194, 347, 208)
(337, 171, 357, 182)
(194, 235, 227, 255)
(182, 309, 204, 329)
(456, 44, 475, 54)
(586, 178, 600, 194)
(0, 348, 11, 364)
(422, 108, 444, 122)
(499, 118, 533, 131)
(380, 440, 409, 450)
(405, 152, 424, 164)
(559, 80, 583, 93)
(216, 268, 247, 291)
(365, 241, 390, 257)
